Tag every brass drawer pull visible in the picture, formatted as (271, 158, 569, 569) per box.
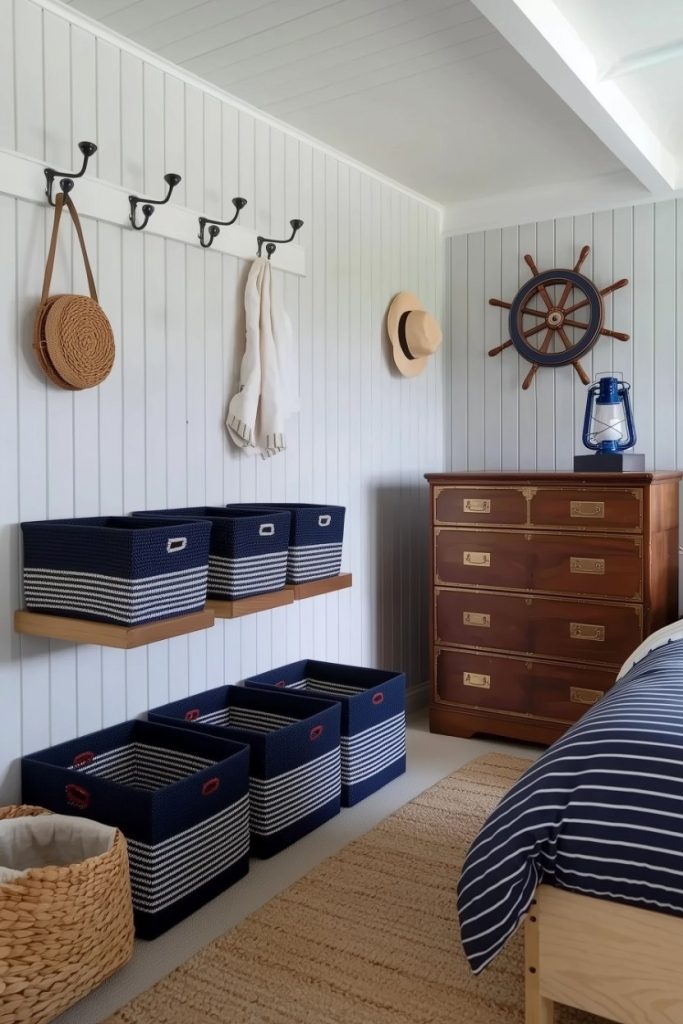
(463, 671, 490, 689)
(463, 498, 490, 514)
(570, 500, 605, 518)
(464, 551, 491, 567)
(570, 622, 605, 642)
(570, 556, 605, 575)
(463, 611, 490, 628)
(570, 687, 604, 706)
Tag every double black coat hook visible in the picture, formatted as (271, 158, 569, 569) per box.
(198, 196, 247, 249)
(129, 172, 182, 231)
(45, 141, 97, 206)
(257, 218, 304, 259)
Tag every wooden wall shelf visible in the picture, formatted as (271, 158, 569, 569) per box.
(290, 573, 352, 599)
(14, 574, 352, 645)
(14, 609, 216, 649)
(209, 588, 295, 619)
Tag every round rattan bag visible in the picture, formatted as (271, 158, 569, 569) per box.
(33, 192, 115, 389)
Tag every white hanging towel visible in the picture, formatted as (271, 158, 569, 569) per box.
(227, 256, 299, 458)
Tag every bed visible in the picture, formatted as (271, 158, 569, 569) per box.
(457, 621, 683, 1023)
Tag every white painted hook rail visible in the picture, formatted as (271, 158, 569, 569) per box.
(0, 147, 306, 276)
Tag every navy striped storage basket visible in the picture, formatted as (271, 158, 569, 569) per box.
(246, 660, 406, 806)
(21, 516, 211, 625)
(21, 720, 250, 939)
(133, 507, 290, 601)
(226, 503, 345, 584)
(149, 685, 341, 858)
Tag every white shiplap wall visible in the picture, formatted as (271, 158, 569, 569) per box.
(446, 201, 682, 473)
(0, 0, 444, 804)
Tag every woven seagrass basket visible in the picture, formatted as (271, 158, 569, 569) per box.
(0, 804, 134, 1024)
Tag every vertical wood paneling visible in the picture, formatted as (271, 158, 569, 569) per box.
(0, 0, 15, 150)
(0, 0, 443, 804)
(448, 198, 683, 484)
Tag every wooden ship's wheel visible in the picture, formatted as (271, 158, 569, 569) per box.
(488, 245, 630, 389)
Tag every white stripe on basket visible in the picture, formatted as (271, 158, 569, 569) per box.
(207, 552, 288, 598)
(72, 742, 215, 790)
(302, 677, 366, 696)
(249, 746, 341, 836)
(340, 712, 406, 786)
(126, 795, 250, 912)
(197, 707, 297, 733)
(286, 543, 343, 583)
(24, 566, 208, 624)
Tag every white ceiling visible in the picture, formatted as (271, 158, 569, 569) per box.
(63, 0, 683, 225)
(64, 0, 625, 208)
(556, 0, 683, 157)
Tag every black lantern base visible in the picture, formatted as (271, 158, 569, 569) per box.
(573, 452, 646, 472)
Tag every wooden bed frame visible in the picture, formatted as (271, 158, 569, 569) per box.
(526, 886, 683, 1022)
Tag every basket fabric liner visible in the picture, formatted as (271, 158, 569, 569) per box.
(0, 814, 115, 883)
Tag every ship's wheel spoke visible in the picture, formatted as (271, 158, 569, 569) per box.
(557, 326, 590, 384)
(520, 306, 547, 319)
(522, 329, 553, 389)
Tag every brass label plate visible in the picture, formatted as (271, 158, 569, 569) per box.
(463, 498, 490, 514)
(570, 687, 604, 706)
(570, 500, 605, 518)
(463, 551, 491, 567)
(463, 671, 490, 689)
(570, 556, 605, 575)
(463, 611, 490, 628)
(570, 622, 606, 642)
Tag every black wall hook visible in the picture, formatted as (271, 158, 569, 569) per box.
(129, 172, 182, 231)
(256, 218, 303, 259)
(198, 196, 247, 249)
(45, 141, 97, 206)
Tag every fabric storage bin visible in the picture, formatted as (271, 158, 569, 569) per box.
(225, 503, 345, 584)
(149, 685, 341, 858)
(133, 507, 290, 601)
(21, 515, 211, 625)
(246, 660, 406, 807)
(0, 805, 134, 1024)
(21, 720, 250, 939)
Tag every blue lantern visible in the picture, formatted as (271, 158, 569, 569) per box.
(574, 374, 644, 471)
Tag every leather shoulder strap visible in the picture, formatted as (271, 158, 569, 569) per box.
(40, 192, 98, 304)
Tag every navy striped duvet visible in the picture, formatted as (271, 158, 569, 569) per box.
(457, 633, 683, 974)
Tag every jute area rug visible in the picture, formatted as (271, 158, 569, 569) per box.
(106, 753, 609, 1024)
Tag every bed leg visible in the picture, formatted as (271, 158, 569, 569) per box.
(525, 903, 554, 1024)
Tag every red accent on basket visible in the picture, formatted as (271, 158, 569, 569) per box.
(309, 725, 324, 742)
(372, 692, 385, 705)
(72, 751, 95, 768)
(201, 777, 220, 797)
(65, 784, 91, 809)
(185, 709, 200, 721)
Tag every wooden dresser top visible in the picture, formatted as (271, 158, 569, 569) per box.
(425, 471, 683, 485)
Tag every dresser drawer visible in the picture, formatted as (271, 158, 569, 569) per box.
(528, 487, 642, 532)
(435, 588, 641, 666)
(434, 484, 643, 531)
(435, 647, 616, 723)
(434, 486, 527, 526)
(435, 528, 642, 600)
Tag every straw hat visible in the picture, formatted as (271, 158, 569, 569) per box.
(386, 293, 443, 377)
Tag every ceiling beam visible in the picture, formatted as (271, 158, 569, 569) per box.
(470, 0, 679, 193)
